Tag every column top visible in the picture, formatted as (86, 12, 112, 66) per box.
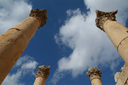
(86, 67, 101, 80)
(36, 65, 50, 79)
(29, 8, 47, 28)
(95, 10, 118, 31)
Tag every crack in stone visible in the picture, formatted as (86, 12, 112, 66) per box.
(10, 28, 22, 31)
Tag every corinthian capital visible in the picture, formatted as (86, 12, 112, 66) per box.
(36, 65, 50, 79)
(86, 67, 101, 80)
(95, 10, 118, 31)
(29, 8, 47, 28)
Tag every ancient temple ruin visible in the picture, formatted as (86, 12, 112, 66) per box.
(0, 8, 128, 85)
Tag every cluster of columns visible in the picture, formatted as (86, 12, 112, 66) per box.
(0, 6, 128, 85)
(95, 10, 128, 85)
(0, 8, 47, 84)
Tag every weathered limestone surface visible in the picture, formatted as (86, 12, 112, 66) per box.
(96, 10, 128, 84)
(115, 64, 128, 85)
(95, 10, 128, 66)
(86, 67, 102, 85)
(33, 65, 50, 85)
(0, 8, 47, 84)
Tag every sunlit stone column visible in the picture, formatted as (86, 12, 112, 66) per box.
(115, 64, 128, 85)
(33, 65, 50, 85)
(95, 10, 128, 65)
(0, 8, 47, 84)
(86, 67, 102, 85)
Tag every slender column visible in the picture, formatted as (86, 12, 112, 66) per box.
(95, 10, 128, 65)
(86, 67, 102, 85)
(0, 8, 47, 84)
(33, 65, 50, 85)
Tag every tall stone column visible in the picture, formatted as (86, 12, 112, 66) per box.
(86, 67, 102, 85)
(95, 10, 128, 65)
(0, 8, 47, 84)
(33, 65, 50, 85)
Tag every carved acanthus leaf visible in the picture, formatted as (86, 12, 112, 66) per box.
(36, 65, 50, 79)
(86, 67, 101, 80)
(29, 8, 47, 28)
(95, 10, 118, 31)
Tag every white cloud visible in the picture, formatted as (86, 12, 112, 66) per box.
(50, 70, 64, 85)
(16, 55, 34, 66)
(84, 0, 128, 25)
(52, 0, 128, 84)
(21, 61, 38, 70)
(2, 71, 24, 85)
(0, 0, 32, 35)
(2, 55, 38, 85)
(16, 55, 38, 71)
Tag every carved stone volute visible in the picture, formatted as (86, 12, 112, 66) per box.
(29, 8, 47, 28)
(95, 10, 118, 31)
(36, 65, 50, 79)
(86, 67, 101, 80)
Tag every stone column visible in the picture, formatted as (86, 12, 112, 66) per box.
(0, 8, 47, 84)
(95, 10, 128, 65)
(86, 67, 102, 85)
(33, 65, 50, 85)
(115, 64, 128, 85)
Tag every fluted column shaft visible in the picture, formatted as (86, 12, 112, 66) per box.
(95, 10, 128, 65)
(0, 9, 47, 84)
(33, 65, 50, 85)
(86, 67, 102, 85)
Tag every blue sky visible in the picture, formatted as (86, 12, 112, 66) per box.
(0, 0, 128, 85)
